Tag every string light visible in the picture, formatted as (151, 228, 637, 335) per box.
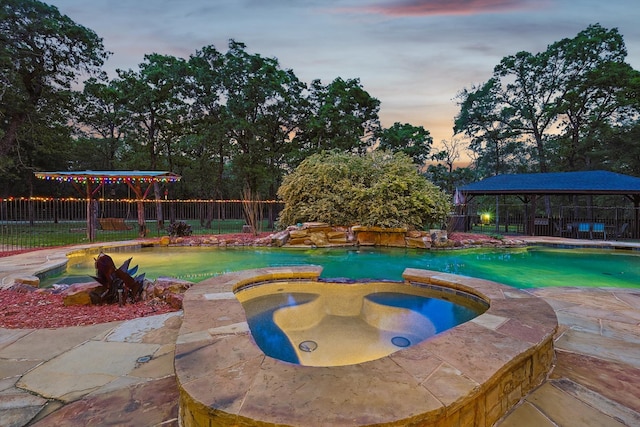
(1, 196, 281, 203)
(34, 171, 181, 184)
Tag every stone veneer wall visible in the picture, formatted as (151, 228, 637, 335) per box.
(272, 222, 447, 249)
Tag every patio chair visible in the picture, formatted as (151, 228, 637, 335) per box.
(591, 223, 606, 240)
(553, 221, 572, 237)
(615, 223, 629, 238)
(577, 223, 590, 238)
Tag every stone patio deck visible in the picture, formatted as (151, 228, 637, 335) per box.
(1, 237, 639, 426)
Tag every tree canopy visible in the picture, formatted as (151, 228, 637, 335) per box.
(65, 40, 382, 200)
(454, 24, 640, 177)
(375, 122, 433, 165)
(2, 4, 640, 203)
(0, 0, 107, 158)
(277, 150, 451, 230)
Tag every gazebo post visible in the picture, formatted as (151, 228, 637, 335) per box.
(633, 196, 640, 239)
(70, 178, 99, 242)
(132, 181, 146, 237)
(86, 182, 96, 241)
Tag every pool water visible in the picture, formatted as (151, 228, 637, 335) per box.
(50, 245, 640, 289)
(235, 281, 485, 366)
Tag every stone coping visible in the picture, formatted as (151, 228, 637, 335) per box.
(175, 267, 558, 427)
(0, 240, 150, 289)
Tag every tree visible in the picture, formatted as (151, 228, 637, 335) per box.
(0, 0, 108, 158)
(116, 54, 189, 172)
(112, 54, 190, 234)
(552, 25, 640, 170)
(601, 120, 640, 176)
(454, 79, 527, 176)
(426, 139, 476, 196)
(454, 24, 636, 175)
(184, 45, 227, 199)
(375, 122, 432, 165)
(71, 78, 129, 170)
(220, 40, 306, 199)
(295, 77, 380, 160)
(277, 150, 451, 230)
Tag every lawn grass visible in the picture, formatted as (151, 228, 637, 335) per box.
(1, 219, 276, 250)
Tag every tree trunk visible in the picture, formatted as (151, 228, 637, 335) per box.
(0, 114, 25, 156)
(153, 182, 164, 231)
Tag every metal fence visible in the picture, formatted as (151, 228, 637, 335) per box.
(1, 198, 285, 253)
(3, 198, 639, 253)
(457, 204, 639, 240)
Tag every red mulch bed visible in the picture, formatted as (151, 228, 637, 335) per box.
(0, 233, 271, 329)
(0, 290, 178, 329)
(449, 232, 496, 242)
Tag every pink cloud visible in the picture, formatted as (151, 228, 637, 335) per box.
(339, 0, 546, 17)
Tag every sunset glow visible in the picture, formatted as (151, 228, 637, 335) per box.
(47, 0, 639, 153)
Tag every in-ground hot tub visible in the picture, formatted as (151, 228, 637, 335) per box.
(175, 266, 557, 427)
(235, 280, 488, 367)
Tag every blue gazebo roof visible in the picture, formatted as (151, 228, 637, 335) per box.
(460, 170, 640, 196)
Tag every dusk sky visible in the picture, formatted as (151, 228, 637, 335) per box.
(48, 0, 640, 152)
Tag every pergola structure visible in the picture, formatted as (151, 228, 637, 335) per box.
(35, 171, 181, 241)
(459, 170, 640, 238)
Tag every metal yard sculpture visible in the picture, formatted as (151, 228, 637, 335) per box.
(91, 253, 145, 305)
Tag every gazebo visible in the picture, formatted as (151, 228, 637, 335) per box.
(34, 171, 181, 241)
(459, 170, 640, 238)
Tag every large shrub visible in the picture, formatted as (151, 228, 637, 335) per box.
(277, 150, 451, 230)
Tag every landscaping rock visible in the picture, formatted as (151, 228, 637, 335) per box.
(164, 292, 184, 309)
(430, 229, 448, 243)
(309, 231, 329, 246)
(327, 231, 348, 244)
(289, 229, 308, 239)
(270, 230, 290, 247)
(152, 277, 192, 298)
(14, 276, 40, 287)
(7, 283, 38, 293)
(405, 236, 431, 249)
(61, 282, 104, 306)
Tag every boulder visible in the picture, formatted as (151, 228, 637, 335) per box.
(61, 282, 104, 306)
(7, 283, 38, 293)
(288, 238, 309, 245)
(14, 276, 40, 287)
(141, 282, 155, 301)
(430, 229, 448, 243)
(302, 222, 333, 233)
(351, 226, 409, 247)
(165, 292, 185, 309)
(327, 231, 348, 244)
(289, 229, 308, 239)
(405, 237, 431, 249)
(153, 277, 193, 298)
(377, 231, 408, 247)
(270, 230, 290, 247)
(354, 231, 378, 246)
(309, 231, 329, 246)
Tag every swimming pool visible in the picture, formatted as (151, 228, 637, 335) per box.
(53, 245, 640, 289)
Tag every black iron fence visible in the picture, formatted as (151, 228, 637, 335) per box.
(1, 198, 285, 252)
(455, 204, 639, 240)
(3, 198, 638, 253)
